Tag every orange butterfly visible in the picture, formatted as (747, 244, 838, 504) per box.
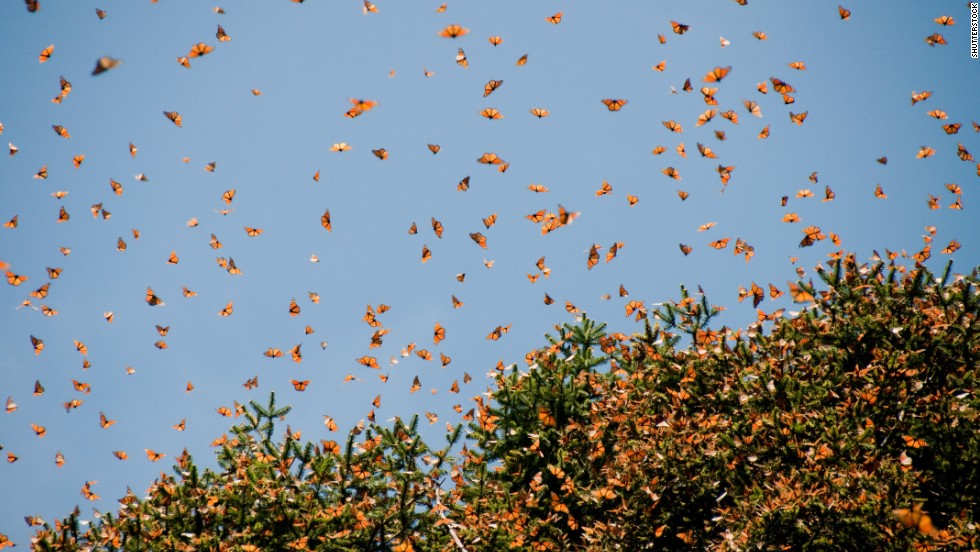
(789, 111, 808, 125)
(216, 25, 230, 41)
(439, 24, 469, 38)
(516, 54, 528, 66)
(321, 209, 332, 231)
(703, 66, 731, 82)
(145, 449, 165, 461)
(488, 36, 503, 46)
(530, 108, 550, 118)
(480, 108, 503, 119)
(670, 20, 690, 34)
(546, 11, 562, 24)
(146, 287, 164, 306)
(457, 176, 470, 191)
(483, 79, 503, 97)
(291, 380, 310, 391)
(163, 111, 182, 127)
(372, 148, 388, 160)
(602, 98, 628, 111)
(838, 5, 850, 19)
(679, 243, 693, 256)
(469, 232, 487, 249)
(188, 43, 214, 58)
(357, 356, 379, 369)
(39, 44, 54, 63)
(456, 48, 468, 68)
(263, 348, 283, 358)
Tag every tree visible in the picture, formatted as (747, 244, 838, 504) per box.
(29, 254, 980, 551)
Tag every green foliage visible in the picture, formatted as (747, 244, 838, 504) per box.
(29, 255, 980, 551)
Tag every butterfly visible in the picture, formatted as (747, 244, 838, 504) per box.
(482, 213, 498, 228)
(291, 380, 310, 391)
(188, 43, 214, 58)
(216, 25, 231, 41)
(451, 295, 463, 309)
(477, 152, 505, 165)
(602, 98, 628, 111)
(924, 33, 946, 46)
(145, 449, 165, 461)
(480, 108, 503, 119)
(372, 148, 388, 160)
(710, 238, 731, 249)
(145, 287, 164, 306)
(788, 61, 806, 70)
(670, 20, 690, 34)
(92, 56, 122, 75)
(321, 209, 332, 231)
(789, 111, 808, 125)
(703, 66, 731, 82)
(546, 11, 562, 23)
(627, 194, 639, 206)
(439, 24, 469, 38)
(263, 348, 283, 358)
(679, 243, 693, 256)
(456, 48, 468, 68)
(163, 111, 182, 127)
(39, 44, 54, 63)
(516, 53, 529, 66)
(357, 356, 379, 369)
(330, 142, 351, 152)
(662, 167, 681, 180)
(488, 36, 503, 46)
(469, 232, 487, 249)
(838, 5, 850, 19)
(530, 108, 550, 118)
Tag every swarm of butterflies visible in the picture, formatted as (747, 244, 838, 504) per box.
(0, 1, 975, 547)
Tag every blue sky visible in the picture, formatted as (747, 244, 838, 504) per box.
(1, 0, 978, 544)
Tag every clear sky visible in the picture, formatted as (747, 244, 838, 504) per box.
(1, 0, 978, 544)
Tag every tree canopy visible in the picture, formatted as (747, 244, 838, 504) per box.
(26, 254, 980, 550)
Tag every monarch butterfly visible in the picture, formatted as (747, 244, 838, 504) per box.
(3, 215, 17, 229)
(789, 111, 808, 125)
(480, 108, 503, 119)
(799, 225, 825, 247)
(586, 244, 601, 270)
(95, 7, 106, 18)
(670, 20, 690, 34)
(782, 213, 800, 223)
(321, 209, 332, 231)
(291, 380, 310, 391)
(916, 146, 934, 159)
(91, 55, 121, 75)
(700, 87, 718, 105)
(181, 286, 197, 298)
(757, 125, 770, 139)
(146, 287, 164, 306)
(482, 213, 498, 228)
(456, 48, 468, 68)
(163, 111, 182, 127)
(81, 481, 100, 501)
(243, 226, 263, 237)
(32, 423, 47, 437)
(6, 271, 28, 286)
(431, 217, 444, 238)
(942, 240, 961, 254)
(516, 53, 528, 66)
(627, 194, 639, 206)
(488, 36, 503, 46)
(662, 167, 680, 180)
(703, 66, 731, 82)
(662, 120, 682, 133)
(788, 61, 806, 70)
(652, 60, 666, 72)
(408, 222, 418, 235)
(330, 142, 351, 152)
(51, 124, 71, 138)
(145, 449, 165, 461)
(469, 232, 487, 249)
(477, 152, 504, 164)
(546, 11, 563, 23)
(530, 107, 550, 118)
(428, 143, 441, 154)
(538, 406, 557, 427)
(188, 43, 214, 58)
(72, 154, 85, 168)
(177, 56, 191, 68)
(451, 295, 463, 309)
(606, 242, 624, 263)
(838, 4, 850, 19)
(720, 36, 730, 47)
(153, 340, 167, 350)
(697, 143, 717, 159)
(720, 110, 738, 124)
(910, 90, 932, 105)
(679, 243, 693, 256)
(357, 356, 379, 369)
(943, 123, 961, 135)
(216, 25, 230, 41)
(925, 33, 946, 46)
(481, 79, 504, 98)
(372, 148, 388, 160)
(39, 44, 54, 63)
(927, 109, 947, 120)
(596, 180, 613, 196)
(752, 31, 767, 40)
(439, 24, 469, 38)
(957, 143, 974, 161)
(602, 98, 628, 111)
